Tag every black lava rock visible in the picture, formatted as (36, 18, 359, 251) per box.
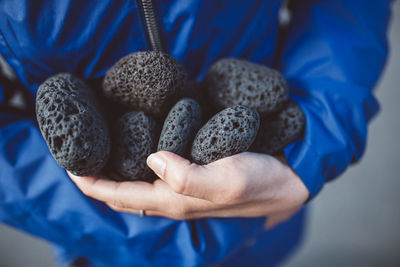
(191, 106, 260, 164)
(205, 58, 288, 115)
(110, 111, 158, 181)
(158, 98, 202, 157)
(103, 51, 187, 118)
(250, 100, 306, 154)
(36, 73, 110, 176)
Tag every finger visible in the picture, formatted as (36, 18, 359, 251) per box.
(68, 171, 220, 218)
(106, 203, 141, 214)
(106, 203, 155, 216)
(106, 203, 167, 217)
(106, 206, 189, 220)
(106, 191, 280, 221)
(107, 201, 218, 220)
(67, 171, 160, 211)
(147, 151, 235, 202)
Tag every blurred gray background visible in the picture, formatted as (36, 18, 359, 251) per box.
(1, 2, 399, 267)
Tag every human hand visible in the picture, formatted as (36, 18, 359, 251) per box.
(68, 151, 309, 229)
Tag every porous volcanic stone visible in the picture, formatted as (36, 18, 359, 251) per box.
(158, 98, 202, 156)
(103, 51, 187, 118)
(110, 111, 158, 181)
(36, 73, 110, 176)
(191, 106, 260, 164)
(205, 58, 288, 115)
(250, 100, 305, 154)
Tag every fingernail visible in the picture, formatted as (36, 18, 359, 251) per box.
(147, 153, 166, 179)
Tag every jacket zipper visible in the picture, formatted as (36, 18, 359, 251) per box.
(136, 0, 164, 51)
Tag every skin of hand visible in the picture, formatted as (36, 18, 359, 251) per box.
(68, 151, 310, 229)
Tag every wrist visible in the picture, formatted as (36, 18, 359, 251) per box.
(279, 154, 310, 205)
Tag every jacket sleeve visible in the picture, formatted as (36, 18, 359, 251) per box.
(0, 80, 266, 266)
(279, 0, 392, 199)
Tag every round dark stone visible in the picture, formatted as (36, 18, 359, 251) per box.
(158, 98, 202, 157)
(250, 100, 306, 154)
(110, 111, 158, 181)
(103, 51, 187, 118)
(36, 73, 110, 176)
(191, 106, 260, 164)
(205, 58, 288, 116)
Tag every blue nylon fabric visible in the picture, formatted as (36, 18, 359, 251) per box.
(0, 116, 266, 266)
(0, 0, 391, 266)
(280, 0, 391, 198)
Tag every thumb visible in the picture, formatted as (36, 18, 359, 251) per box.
(146, 151, 217, 200)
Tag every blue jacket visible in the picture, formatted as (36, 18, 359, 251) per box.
(0, 0, 391, 266)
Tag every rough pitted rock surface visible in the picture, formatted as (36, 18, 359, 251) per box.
(251, 100, 306, 154)
(103, 51, 187, 118)
(36, 73, 110, 176)
(158, 98, 202, 157)
(205, 58, 289, 115)
(191, 106, 260, 164)
(110, 111, 158, 181)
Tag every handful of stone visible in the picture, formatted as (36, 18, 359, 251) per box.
(36, 51, 305, 181)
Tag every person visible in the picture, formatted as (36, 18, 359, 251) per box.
(0, 0, 392, 266)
